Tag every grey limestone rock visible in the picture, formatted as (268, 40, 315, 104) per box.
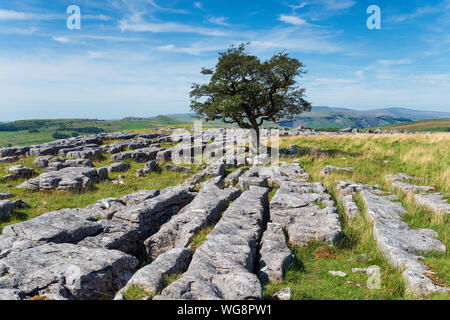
(414, 193, 450, 214)
(115, 248, 191, 299)
(145, 177, 241, 260)
(0, 243, 138, 300)
(360, 190, 448, 295)
(320, 165, 354, 176)
(156, 186, 269, 300)
(0, 200, 15, 219)
(258, 223, 293, 284)
(17, 167, 108, 192)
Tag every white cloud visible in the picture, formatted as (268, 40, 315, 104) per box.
(0, 26, 37, 35)
(290, 2, 308, 11)
(0, 9, 59, 21)
(194, 2, 203, 10)
(207, 16, 230, 26)
(119, 17, 229, 36)
(156, 42, 228, 55)
(147, 0, 190, 14)
(52, 36, 70, 43)
(316, 0, 355, 10)
(83, 14, 112, 21)
(278, 14, 307, 25)
(376, 59, 413, 67)
(87, 51, 105, 59)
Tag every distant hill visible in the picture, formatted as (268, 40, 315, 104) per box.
(370, 118, 450, 132)
(159, 107, 450, 129)
(278, 106, 450, 129)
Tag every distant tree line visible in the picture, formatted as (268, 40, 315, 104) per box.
(0, 120, 47, 132)
(58, 126, 105, 134)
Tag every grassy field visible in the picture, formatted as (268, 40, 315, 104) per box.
(0, 117, 231, 148)
(370, 118, 450, 133)
(0, 153, 203, 232)
(263, 133, 449, 300)
(0, 132, 448, 300)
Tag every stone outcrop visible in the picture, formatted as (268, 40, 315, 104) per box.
(270, 181, 341, 246)
(224, 168, 244, 185)
(105, 162, 131, 173)
(164, 164, 192, 172)
(336, 181, 380, 219)
(0, 243, 138, 300)
(320, 166, 354, 176)
(258, 223, 293, 284)
(2, 165, 34, 180)
(115, 248, 191, 299)
(2, 209, 103, 245)
(155, 186, 269, 300)
(414, 193, 450, 214)
(360, 190, 448, 295)
(0, 193, 12, 200)
(110, 147, 162, 163)
(145, 177, 241, 260)
(0, 200, 15, 219)
(112, 185, 197, 241)
(17, 167, 108, 192)
(238, 162, 309, 190)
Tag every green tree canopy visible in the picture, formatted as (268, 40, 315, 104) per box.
(190, 43, 311, 145)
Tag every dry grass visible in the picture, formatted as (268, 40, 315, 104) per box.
(264, 132, 450, 300)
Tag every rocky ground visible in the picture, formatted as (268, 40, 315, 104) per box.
(0, 128, 448, 300)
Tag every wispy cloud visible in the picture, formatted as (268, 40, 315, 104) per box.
(278, 14, 307, 25)
(147, 0, 190, 14)
(386, 1, 449, 24)
(376, 59, 413, 67)
(0, 9, 59, 21)
(52, 36, 70, 43)
(314, 0, 355, 10)
(206, 16, 230, 26)
(194, 2, 203, 10)
(290, 2, 308, 11)
(119, 15, 229, 36)
(0, 26, 37, 35)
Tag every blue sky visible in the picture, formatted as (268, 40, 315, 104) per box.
(0, 0, 449, 121)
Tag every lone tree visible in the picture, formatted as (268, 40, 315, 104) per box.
(190, 43, 311, 147)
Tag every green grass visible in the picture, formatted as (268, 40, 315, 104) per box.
(0, 131, 448, 300)
(268, 133, 450, 300)
(0, 117, 233, 148)
(0, 155, 201, 232)
(122, 285, 155, 300)
(163, 273, 182, 288)
(190, 226, 214, 251)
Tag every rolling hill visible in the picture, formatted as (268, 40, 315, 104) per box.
(370, 118, 450, 132)
(164, 107, 450, 129)
(278, 107, 450, 129)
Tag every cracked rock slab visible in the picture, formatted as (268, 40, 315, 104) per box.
(2, 209, 102, 245)
(258, 223, 293, 284)
(320, 166, 354, 176)
(270, 182, 341, 246)
(145, 177, 241, 260)
(360, 190, 448, 295)
(17, 167, 108, 192)
(414, 193, 450, 214)
(0, 200, 15, 220)
(112, 185, 196, 241)
(115, 248, 191, 299)
(156, 186, 269, 300)
(0, 243, 138, 300)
